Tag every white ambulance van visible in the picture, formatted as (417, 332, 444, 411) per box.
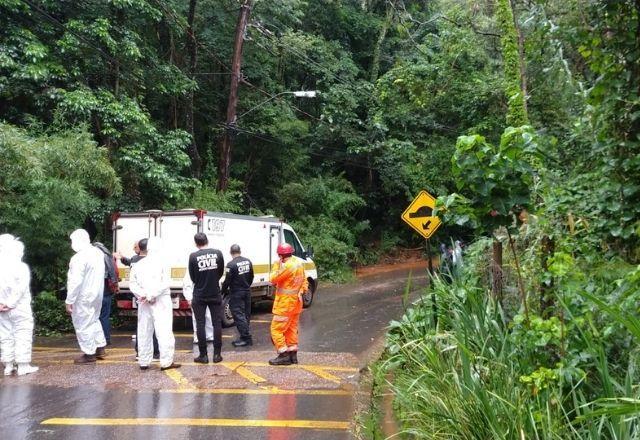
(111, 209, 318, 325)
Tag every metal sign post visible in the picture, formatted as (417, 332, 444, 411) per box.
(401, 190, 442, 329)
(426, 238, 437, 327)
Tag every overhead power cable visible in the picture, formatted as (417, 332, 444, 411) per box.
(217, 123, 375, 170)
(250, 21, 377, 100)
(149, 0, 322, 123)
(19, 0, 380, 173)
(142, 0, 380, 172)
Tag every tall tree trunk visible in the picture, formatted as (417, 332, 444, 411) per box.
(496, 0, 528, 126)
(168, 25, 178, 130)
(635, 0, 640, 95)
(218, 1, 252, 192)
(540, 235, 555, 317)
(507, 229, 529, 322)
(491, 239, 503, 302)
(370, 2, 394, 83)
(113, 60, 120, 97)
(510, 0, 528, 116)
(184, 0, 202, 178)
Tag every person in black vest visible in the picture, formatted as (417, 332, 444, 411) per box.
(186, 233, 224, 363)
(221, 244, 254, 347)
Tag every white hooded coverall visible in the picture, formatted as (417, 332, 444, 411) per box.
(129, 237, 175, 368)
(0, 235, 35, 365)
(66, 229, 106, 355)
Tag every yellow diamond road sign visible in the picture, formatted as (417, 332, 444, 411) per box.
(401, 190, 442, 239)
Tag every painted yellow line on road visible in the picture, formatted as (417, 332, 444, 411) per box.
(41, 417, 349, 429)
(177, 333, 233, 339)
(164, 368, 195, 390)
(34, 347, 193, 353)
(34, 357, 359, 372)
(108, 333, 233, 339)
(163, 387, 352, 396)
(100, 353, 136, 361)
(33, 347, 75, 352)
(224, 362, 267, 385)
(300, 366, 342, 384)
(242, 362, 359, 373)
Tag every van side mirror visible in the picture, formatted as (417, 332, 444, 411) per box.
(305, 245, 314, 259)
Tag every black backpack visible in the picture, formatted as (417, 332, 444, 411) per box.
(94, 242, 119, 294)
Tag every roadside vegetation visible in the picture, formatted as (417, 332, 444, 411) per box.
(366, 0, 640, 437)
(377, 242, 640, 438)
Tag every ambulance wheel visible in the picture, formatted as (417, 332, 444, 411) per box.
(302, 280, 315, 308)
(222, 295, 235, 328)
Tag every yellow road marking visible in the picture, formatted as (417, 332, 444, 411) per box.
(98, 353, 134, 360)
(38, 358, 359, 373)
(34, 347, 193, 353)
(163, 388, 351, 396)
(164, 368, 195, 390)
(32, 357, 359, 372)
(41, 417, 349, 429)
(300, 366, 342, 384)
(33, 347, 71, 352)
(224, 362, 267, 385)
(177, 333, 234, 339)
(107, 333, 233, 339)
(243, 362, 358, 373)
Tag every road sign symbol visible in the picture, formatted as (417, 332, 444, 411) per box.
(401, 190, 442, 239)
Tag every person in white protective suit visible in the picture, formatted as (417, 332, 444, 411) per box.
(129, 237, 180, 371)
(452, 240, 464, 278)
(182, 254, 214, 344)
(0, 234, 38, 376)
(66, 229, 107, 364)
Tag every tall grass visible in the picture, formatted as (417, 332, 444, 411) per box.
(382, 271, 640, 439)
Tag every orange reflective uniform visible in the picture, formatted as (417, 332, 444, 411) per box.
(269, 255, 308, 353)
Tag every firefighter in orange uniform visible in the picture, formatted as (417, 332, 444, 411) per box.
(268, 243, 308, 365)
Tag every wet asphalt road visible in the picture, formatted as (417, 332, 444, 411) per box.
(0, 263, 427, 440)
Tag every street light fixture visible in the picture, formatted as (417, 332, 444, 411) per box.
(236, 90, 318, 120)
(291, 90, 317, 98)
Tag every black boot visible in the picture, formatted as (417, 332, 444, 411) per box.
(194, 354, 209, 364)
(73, 354, 96, 365)
(212, 344, 222, 363)
(289, 351, 298, 364)
(232, 338, 252, 347)
(269, 352, 292, 366)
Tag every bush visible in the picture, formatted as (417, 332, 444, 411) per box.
(185, 179, 244, 213)
(276, 175, 368, 282)
(290, 215, 359, 282)
(32, 291, 75, 336)
(381, 251, 640, 438)
(0, 123, 121, 290)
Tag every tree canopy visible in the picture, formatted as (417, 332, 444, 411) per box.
(1, 0, 639, 283)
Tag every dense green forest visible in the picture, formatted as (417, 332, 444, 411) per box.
(1, 0, 637, 274)
(1, 0, 497, 288)
(2, 1, 640, 435)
